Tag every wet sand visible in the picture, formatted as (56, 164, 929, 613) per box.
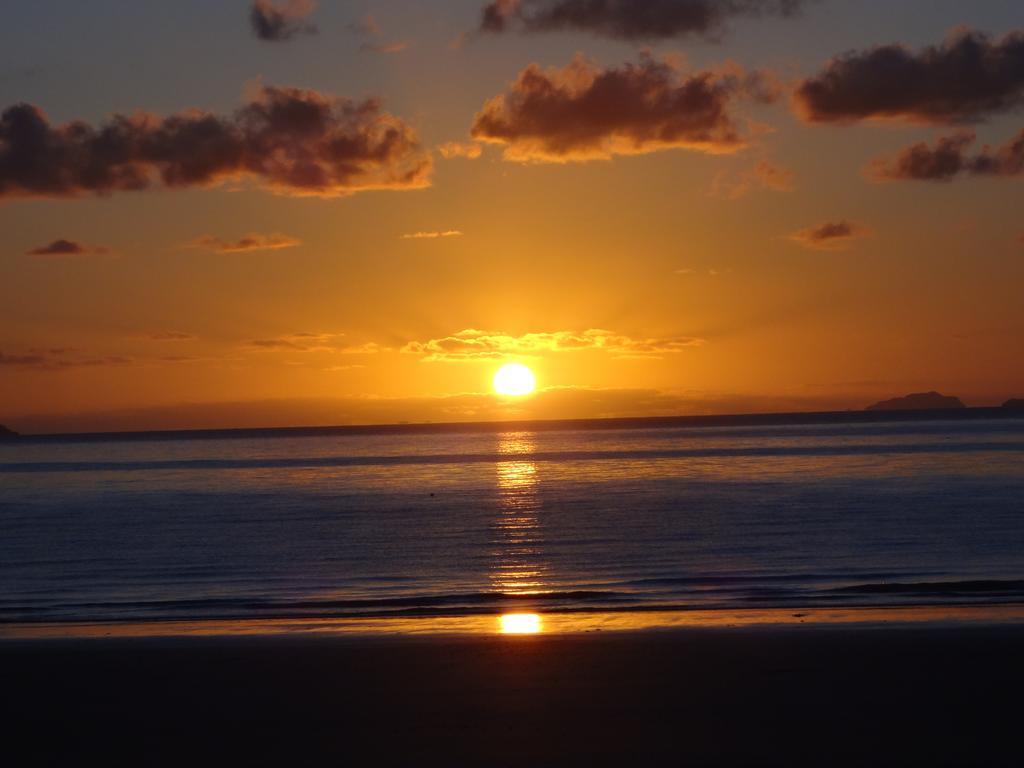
(2, 622, 1022, 766)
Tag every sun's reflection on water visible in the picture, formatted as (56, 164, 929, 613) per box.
(491, 432, 548, 599)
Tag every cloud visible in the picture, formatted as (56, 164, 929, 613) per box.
(189, 233, 302, 253)
(794, 28, 1024, 124)
(0, 84, 431, 201)
(471, 54, 776, 163)
(349, 13, 409, 54)
(971, 129, 1024, 176)
(711, 158, 794, 198)
(677, 267, 732, 276)
(361, 41, 410, 54)
(438, 141, 484, 159)
(348, 15, 381, 37)
(250, 0, 317, 42)
(402, 328, 704, 361)
(751, 159, 794, 191)
(400, 230, 464, 240)
(246, 333, 386, 354)
(0, 350, 132, 370)
(788, 219, 870, 250)
(147, 332, 196, 341)
(25, 239, 108, 257)
(478, 0, 811, 41)
(867, 129, 1024, 182)
(247, 333, 335, 351)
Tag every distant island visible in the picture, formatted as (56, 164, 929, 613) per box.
(1004, 399, 1024, 409)
(867, 392, 966, 411)
(0, 424, 18, 439)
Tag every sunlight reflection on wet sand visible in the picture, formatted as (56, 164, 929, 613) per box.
(6, 604, 1024, 640)
(499, 613, 543, 634)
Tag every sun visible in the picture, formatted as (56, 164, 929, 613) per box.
(493, 363, 536, 397)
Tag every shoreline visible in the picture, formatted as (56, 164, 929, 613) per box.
(4, 602, 1024, 641)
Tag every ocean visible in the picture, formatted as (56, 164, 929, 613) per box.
(2, 413, 1024, 627)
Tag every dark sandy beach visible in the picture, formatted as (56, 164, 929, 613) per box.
(3, 621, 1022, 767)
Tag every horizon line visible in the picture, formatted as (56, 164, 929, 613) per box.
(6, 405, 1022, 442)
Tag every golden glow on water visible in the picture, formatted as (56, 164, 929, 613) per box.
(491, 433, 549, 595)
(499, 613, 543, 634)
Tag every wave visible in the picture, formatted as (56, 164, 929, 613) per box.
(4, 579, 1024, 625)
(4, 441, 1024, 474)
(831, 580, 1024, 596)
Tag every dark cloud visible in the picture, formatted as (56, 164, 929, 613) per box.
(868, 129, 1024, 181)
(25, 239, 108, 256)
(471, 55, 775, 162)
(795, 29, 1024, 124)
(866, 132, 976, 182)
(479, 0, 810, 41)
(970, 128, 1024, 176)
(250, 0, 317, 42)
(789, 220, 869, 250)
(0, 85, 432, 201)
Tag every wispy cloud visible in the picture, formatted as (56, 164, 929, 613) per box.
(362, 40, 410, 54)
(438, 141, 483, 160)
(400, 230, 464, 240)
(676, 267, 733, 276)
(789, 220, 870, 251)
(0, 349, 132, 370)
(147, 332, 197, 341)
(188, 233, 301, 254)
(246, 333, 387, 354)
(711, 159, 794, 199)
(403, 328, 704, 362)
(349, 13, 410, 54)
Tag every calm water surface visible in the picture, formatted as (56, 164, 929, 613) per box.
(2, 418, 1023, 624)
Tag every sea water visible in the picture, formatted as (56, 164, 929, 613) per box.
(2, 416, 1023, 625)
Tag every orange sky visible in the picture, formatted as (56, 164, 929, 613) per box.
(1, 1, 1023, 432)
